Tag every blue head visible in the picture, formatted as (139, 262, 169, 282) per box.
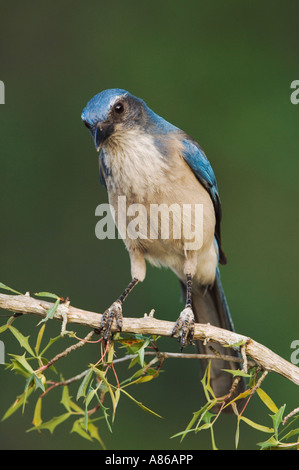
(81, 88, 178, 151)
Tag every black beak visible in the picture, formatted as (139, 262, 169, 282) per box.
(94, 122, 114, 150)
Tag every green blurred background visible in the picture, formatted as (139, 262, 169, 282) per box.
(0, 0, 298, 450)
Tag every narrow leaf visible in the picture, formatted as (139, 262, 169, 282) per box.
(270, 404, 286, 437)
(37, 298, 60, 325)
(39, 335, 61, 357)
(32, 397, 42, 427)
(9, 326, 35, 356)
(0, 324, 9, 334)
(61, 385, 72, 412)
(87, 422, 106, 449)
(77, 369, 93, 400)
(257, 436, 281, 450)
(281, 427, 299, 441)
(239, 415, 274, 433)
(0, 282, 22, 295)
(2, 388, 34, 421)
(121, 388, 162, 418)
(235, 416, 240, 449)
(93, 367, 117, 415)
(221, 368, 251, 378)
(33, 374, 45, 392)
(256, 388, 278, 413)
(35, 324, 46, 356)
(27, 412, 71, 433)
(9, 353, 35, 377)
(71, 419, 93, 441)
(34, 292, 60, 300)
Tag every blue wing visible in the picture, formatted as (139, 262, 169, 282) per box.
(180, 138, 227, 265)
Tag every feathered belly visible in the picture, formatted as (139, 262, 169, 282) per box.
(104, 136, 218, 286)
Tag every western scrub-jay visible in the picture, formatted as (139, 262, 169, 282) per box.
(81, 89, 244, 400)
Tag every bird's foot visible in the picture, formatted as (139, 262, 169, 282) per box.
(99, 300, 123, 341)
(171, 306, 195, 351)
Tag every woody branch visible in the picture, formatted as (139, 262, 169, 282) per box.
(0, 292, 298, 386)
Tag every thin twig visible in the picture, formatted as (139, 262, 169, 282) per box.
(282, 407, 299, 425)
(37, 330, 94, 373)
(239, 370, 269, 417)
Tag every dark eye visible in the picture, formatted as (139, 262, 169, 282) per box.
(114, 102, 124, 114)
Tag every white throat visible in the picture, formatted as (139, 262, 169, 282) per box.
(102, 129, 169, 195)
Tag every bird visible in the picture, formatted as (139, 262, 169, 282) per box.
(81, 88, 244, 404)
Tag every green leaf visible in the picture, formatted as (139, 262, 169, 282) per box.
(235, 415, 240, 449)
(0, 282, 22, 295)
(120, 388, 162, 418)
(171, 428, 198, 439)
(71, 418, 93, 441)
(175, 401, 215, 442)
(113, 388, 120, 419)
(97, 400, 112, 433)
(77, 369, 93, 401)
(37, 298, 60, 325)
(202, 411, 218, 450)
(256, 388, 278, 413)
(257, 436, 281, 450)
(279, 415, 299, 440)
(32, 397, 42, 427)
(172, 409, 218, 449)
(93, 367, 118, 416)
(61, 385, 72, 412)
(128, 354, 139, 369)
(69, 400, 84, 414)
(39, 335, 61, 357)
(85, 386, 98, 408)
(2, 388, 34, 421)
(223, 387, 252, 410)
(33, 374, 45, 392)
(27, 412, 71, 433)
(221, 368, 251, 378)
(86, 386, 112, 433)
(87, 422, 106, 449)
(136, 338, 151, 367)
(239, 415, 274, 433)
(0, 324, 9, 334)
(22, 374, 45, 412)
(201, 362, 216, 400)
(270, 404, 286, 438)
(223, 340, 247, 349)
(35, 324, 46, 356)
(107, 342, 115, 364)
(281, 427, 299, 441)
(34, 292, 60, 300)
(9, 326, 35, 356)
(133, 375, 155, 384)
(9, 353, 35, 378)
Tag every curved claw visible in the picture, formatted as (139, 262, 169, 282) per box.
(171, 307, 195, 351)
(100, 301, 123, 340)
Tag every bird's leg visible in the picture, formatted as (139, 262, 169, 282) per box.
(172, 273, 195, 350)
(100, 277, 139, 341)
